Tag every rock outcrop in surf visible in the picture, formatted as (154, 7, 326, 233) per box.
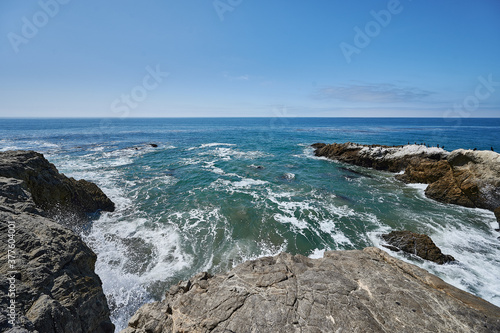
(381, 230, 455, 264)
(0, 151, 114, 333)
(313, 143, 500, 227)
(122, 248, 500, 333)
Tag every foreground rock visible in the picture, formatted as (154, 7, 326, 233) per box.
(0, 150, 115, 223)
(0, 152, 114, 332)
(381, 230, 455, 264)
(314, 143, 500, 226)
(122, 248, 500, 333)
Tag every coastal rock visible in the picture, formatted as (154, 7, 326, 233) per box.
(0, 210, 114, 333)
(446, 149, 500, 210)
(0, 177, 41, 215)
(314, 143, 500, 217)
(381, 230, 455, 264)
(0, 151, 115, 332)
(0, 150, 115, 222)
(121, 248, 500, 333)
(314, 142, 448, 173)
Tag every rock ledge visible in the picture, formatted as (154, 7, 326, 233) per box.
(122, 248, 500, 333)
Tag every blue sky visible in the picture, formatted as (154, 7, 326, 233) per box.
(0, 0, 499, 117)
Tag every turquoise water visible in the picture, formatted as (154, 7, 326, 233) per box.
(1, 118, 500, 330)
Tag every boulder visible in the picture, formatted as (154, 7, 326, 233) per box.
(381, 230, 455, 264)
(121, 248, 499, 333)
(0, 150, 114, 223)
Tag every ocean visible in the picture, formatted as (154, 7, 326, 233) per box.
(1, 117, 500, 331)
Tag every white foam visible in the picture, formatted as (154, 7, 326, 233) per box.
(309, 248, 326, 259)
(232, 178, 268, 188)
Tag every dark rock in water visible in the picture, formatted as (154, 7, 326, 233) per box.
(149, 143, 158, 148)
(249, 164, 265, 170)
(311, 142, 326, 149)
(381, 230, 455, 264)
(0, 165, 114, 332)
(0, 150, 115, 223)
(121, 248, 500, 333)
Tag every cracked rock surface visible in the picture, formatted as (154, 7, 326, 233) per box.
(122, 248, 500, 333)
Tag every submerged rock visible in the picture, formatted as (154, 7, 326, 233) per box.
(381, 230, 455, 264)
(122, 248, 499, 333)
(0, 150, 114, 223)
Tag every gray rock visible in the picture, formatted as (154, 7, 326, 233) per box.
(121, 248, 500, 333)
(0, 151, 115, 332)
(0, 210, 114, 333)
(0, 150, 114, 224)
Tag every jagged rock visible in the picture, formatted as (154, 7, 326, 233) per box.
(121, 248, 500, 333)
(0, 210, 114, 333)
(0, 152, 115, 332)
(446, 149, 500, 210)
(314, 142, 448, 173)
(0, 177, 41, 215)
(313, 143, 500, 217)
(0, 150, 114, 222)
(395, 159, 451, 184)
(381, 230, 455, 264)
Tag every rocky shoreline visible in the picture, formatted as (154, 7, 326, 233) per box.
(313, 142, 500, 228)
(2, 149, 500, 333)
(1, 151, 115, 333)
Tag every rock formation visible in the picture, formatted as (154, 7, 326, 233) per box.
(313, 142, 448, 173)
(122, 248, 500, 333)
(0, 151, 114, 332)
(0, 150, 115, 224)
(314, 143, 500, 227)
(381, 230, 455, 264)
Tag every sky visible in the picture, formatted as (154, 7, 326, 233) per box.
(0, 0, 499, 118)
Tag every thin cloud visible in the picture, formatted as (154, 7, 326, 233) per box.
(315, 83, 434, 103)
